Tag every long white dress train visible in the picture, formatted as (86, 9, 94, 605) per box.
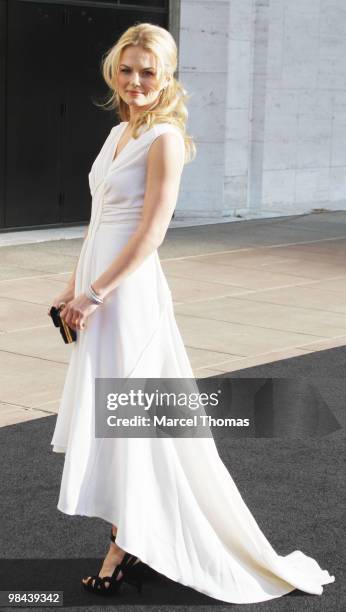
(50, 121, 335, 604)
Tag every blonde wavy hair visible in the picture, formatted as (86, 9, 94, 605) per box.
(100, 22, 196, 164)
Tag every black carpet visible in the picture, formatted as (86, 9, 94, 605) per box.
(0, 346, 345, 611)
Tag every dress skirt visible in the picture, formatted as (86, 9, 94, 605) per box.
(50, 220, 335, 605)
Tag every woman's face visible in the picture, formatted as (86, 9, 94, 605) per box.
(116, 45, 165, 111)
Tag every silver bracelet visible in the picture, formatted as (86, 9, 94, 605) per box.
(86, 283, 104, 305)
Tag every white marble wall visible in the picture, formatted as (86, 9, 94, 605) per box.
(177, 0, 230, 218)
(177, 0, 346, 220)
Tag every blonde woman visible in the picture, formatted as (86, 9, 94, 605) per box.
(49, 23, 335, 603)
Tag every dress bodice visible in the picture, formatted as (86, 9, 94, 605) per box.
(88, 121, 185, 229)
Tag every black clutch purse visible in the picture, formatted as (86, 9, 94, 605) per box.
(49, 305, 77, 344)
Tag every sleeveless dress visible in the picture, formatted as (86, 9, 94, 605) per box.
(50, 121, 335, 604)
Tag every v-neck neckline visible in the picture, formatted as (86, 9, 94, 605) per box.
(112, 122, 132, 163)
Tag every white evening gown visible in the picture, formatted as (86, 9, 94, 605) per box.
(50, 121, 335, 604)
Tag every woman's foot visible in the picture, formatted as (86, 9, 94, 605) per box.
(82, 537, 127, 588)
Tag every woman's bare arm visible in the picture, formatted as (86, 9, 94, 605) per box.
(91, 132, 184, 300)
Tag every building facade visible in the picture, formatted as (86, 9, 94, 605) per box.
(1, 0, 345, 231)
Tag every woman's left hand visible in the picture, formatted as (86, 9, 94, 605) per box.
(59, 294, 100, 331)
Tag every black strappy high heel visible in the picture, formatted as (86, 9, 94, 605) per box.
(81, 529, 144, 597)
(110, 528, 149, 589)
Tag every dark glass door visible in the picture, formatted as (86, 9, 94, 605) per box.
(6, 1, 63, 228)
(5, 0, 168, 230)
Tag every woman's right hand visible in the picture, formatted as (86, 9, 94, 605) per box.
(47, 285, 75, 315)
